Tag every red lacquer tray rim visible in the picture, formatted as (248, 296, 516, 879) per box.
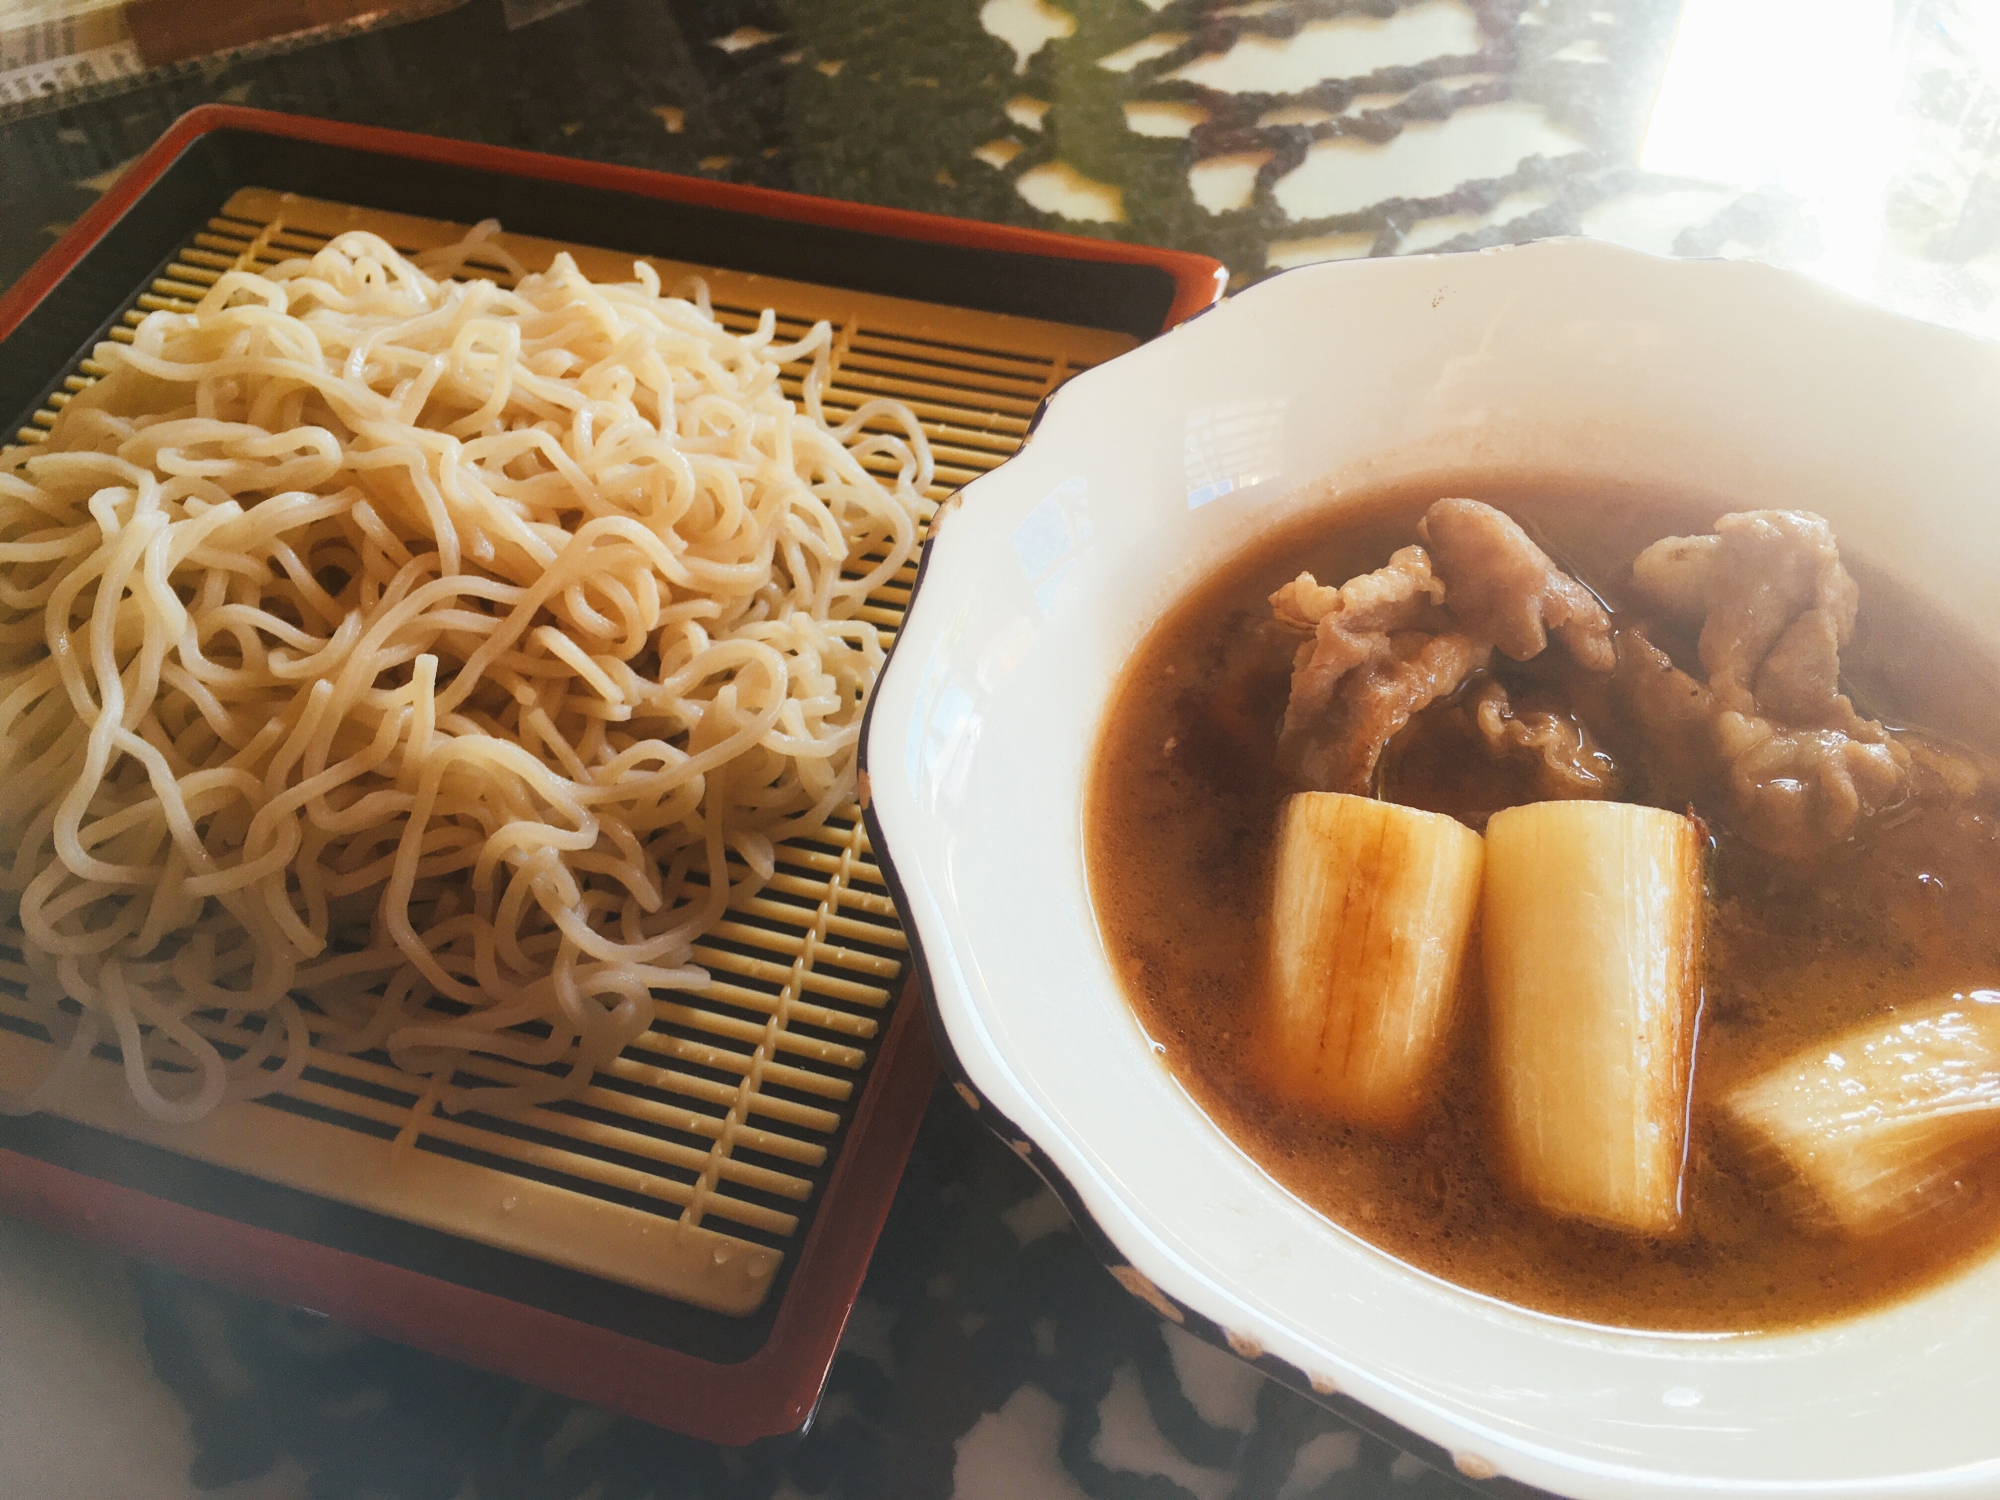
(0, 985, 936, 1444)
(0, 102, 1224, 1445)
(0, 104, 1229, 349)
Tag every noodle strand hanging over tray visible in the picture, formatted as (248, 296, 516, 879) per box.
(0, 225, 933, 1125)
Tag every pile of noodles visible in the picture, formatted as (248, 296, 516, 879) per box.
(0, 225, 931, 1124)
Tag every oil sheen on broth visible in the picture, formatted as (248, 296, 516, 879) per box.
(1085, 474, 2000, 1333)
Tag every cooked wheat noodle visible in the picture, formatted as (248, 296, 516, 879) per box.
(0, 224, 931, 1122)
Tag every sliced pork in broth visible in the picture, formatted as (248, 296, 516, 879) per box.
(1086, 479, 2000, 1331)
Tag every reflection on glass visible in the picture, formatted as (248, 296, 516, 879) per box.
(1184, 396, 1289, 509)
(1012, 476, 1092, 616)
(1643, 0, 2000, 335)
(915, 659, 982, 814)
(1643, 0, 1895, 296)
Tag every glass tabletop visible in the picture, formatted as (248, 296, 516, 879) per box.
(7, 0, 2000, 334)
(4, 2, 1998, 1497)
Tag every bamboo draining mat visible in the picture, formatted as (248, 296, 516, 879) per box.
(0, 189, 1136, 1314)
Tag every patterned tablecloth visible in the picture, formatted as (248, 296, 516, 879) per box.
(6, 2, 2000, 1496)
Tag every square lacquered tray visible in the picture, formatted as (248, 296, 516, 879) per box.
(0, 104, 1225, 1443)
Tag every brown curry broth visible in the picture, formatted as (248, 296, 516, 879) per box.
(1085, 475, 2000, 1332)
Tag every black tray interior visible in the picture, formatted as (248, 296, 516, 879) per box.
(2, 123, 1180, 440)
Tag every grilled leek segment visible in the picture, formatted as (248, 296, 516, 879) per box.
(1725, 994, 2000, 1234)
(1483, 801, 1704, 1235)
(1264, 792, 1484, 1130)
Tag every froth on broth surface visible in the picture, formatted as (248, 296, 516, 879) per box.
(1084, 474, 2000, 1333)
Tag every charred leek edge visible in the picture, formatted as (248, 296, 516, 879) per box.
(1483, 801, 1703, 1236)
(1264, 792, 1484, 1131)
(1724, 992, 2000, 1235)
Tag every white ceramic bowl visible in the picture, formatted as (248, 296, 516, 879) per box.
(859, 239, 2000, 1500)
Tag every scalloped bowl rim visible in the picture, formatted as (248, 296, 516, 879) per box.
(860, 238, 2000, 1500)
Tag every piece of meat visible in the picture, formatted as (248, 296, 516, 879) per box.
(1471, 679, 1621, 800)
(1612, 626, 1717, 788)
(1628, 533, 1718, 625)
(1269, 545, 1444, 637)
(1625, 511, 1912, 857)
(1279, 628, 1490, 793)
(1907, 739, 1987, 801)
(1272, 547, 1472, 792)
(1270, 505, 1614, 796)
(1419, 499, 1616, 671)
(1713, 713, 1910, 858)
(1631, 510, 1870, 730)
